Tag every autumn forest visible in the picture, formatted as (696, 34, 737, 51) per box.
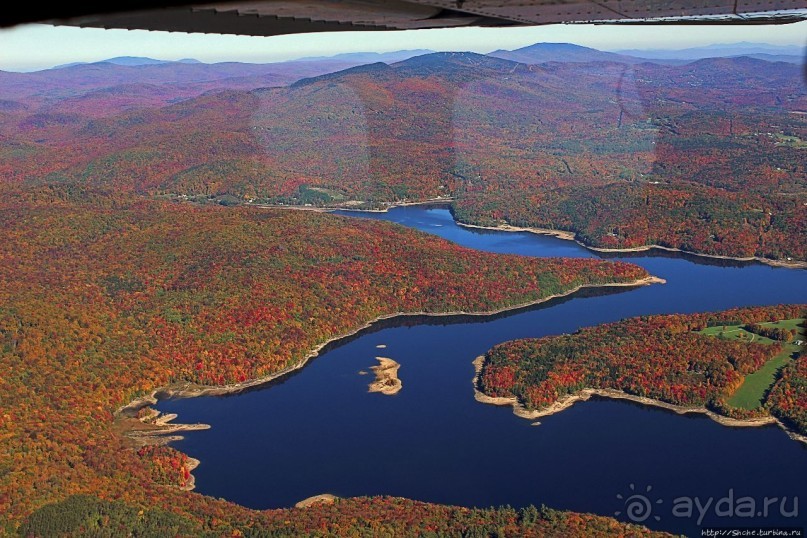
(477, 305, 807, 434)
(0, 41, 805, 537)
(1, 52, 804, 262)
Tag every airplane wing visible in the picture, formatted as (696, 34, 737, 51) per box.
(3, 0, 806, 35)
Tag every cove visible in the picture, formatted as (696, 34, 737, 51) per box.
(156, 207, 807, 536)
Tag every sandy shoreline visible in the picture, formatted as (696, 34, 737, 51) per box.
(471, 356, 807, 445)
(455, 221, 807, 270)
(457, 221, 577, 242)
(118, 408, 211, 449)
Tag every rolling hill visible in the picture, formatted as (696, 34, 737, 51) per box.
(1, 49, 804, 261)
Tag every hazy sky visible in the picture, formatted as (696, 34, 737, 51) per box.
(0, 20, 805, 71)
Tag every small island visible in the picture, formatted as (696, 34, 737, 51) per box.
(368, 357, 402, 395)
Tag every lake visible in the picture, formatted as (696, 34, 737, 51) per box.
(156, 206, 807, 536)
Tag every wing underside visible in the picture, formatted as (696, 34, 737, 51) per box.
(3, 0, 805, 36)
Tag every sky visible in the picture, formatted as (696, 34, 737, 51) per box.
(0, 20, 805, 71)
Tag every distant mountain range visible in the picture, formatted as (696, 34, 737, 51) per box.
(616, 42, 804, 62)
(50, 50, 433, 71)
(32, 41, 804, 76)
(2, 41, 802, 117)
(0, 57, 378, 112)
(54, 56, 203, 69)
(295, 50, 434, 64)
(489, 43, 642, 64)
(490, 42, 803, 65)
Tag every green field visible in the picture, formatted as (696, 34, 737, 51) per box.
(699, 318, 805, 410)
(772, 133, 807, 148)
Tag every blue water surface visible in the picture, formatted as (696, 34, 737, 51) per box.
(157, 207, 807, 536)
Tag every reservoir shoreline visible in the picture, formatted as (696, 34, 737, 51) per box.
(250, 200, 805, 269)
(471, 356, 807, 445)
(454, 221, 807, 270)
(116, 274, 663, 491)
(117, 276, 663, 419)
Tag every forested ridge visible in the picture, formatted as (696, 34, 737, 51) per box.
(1, 53, 803, 260)
(0, 185, 653, 535)
(478, 305, 807, 431)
